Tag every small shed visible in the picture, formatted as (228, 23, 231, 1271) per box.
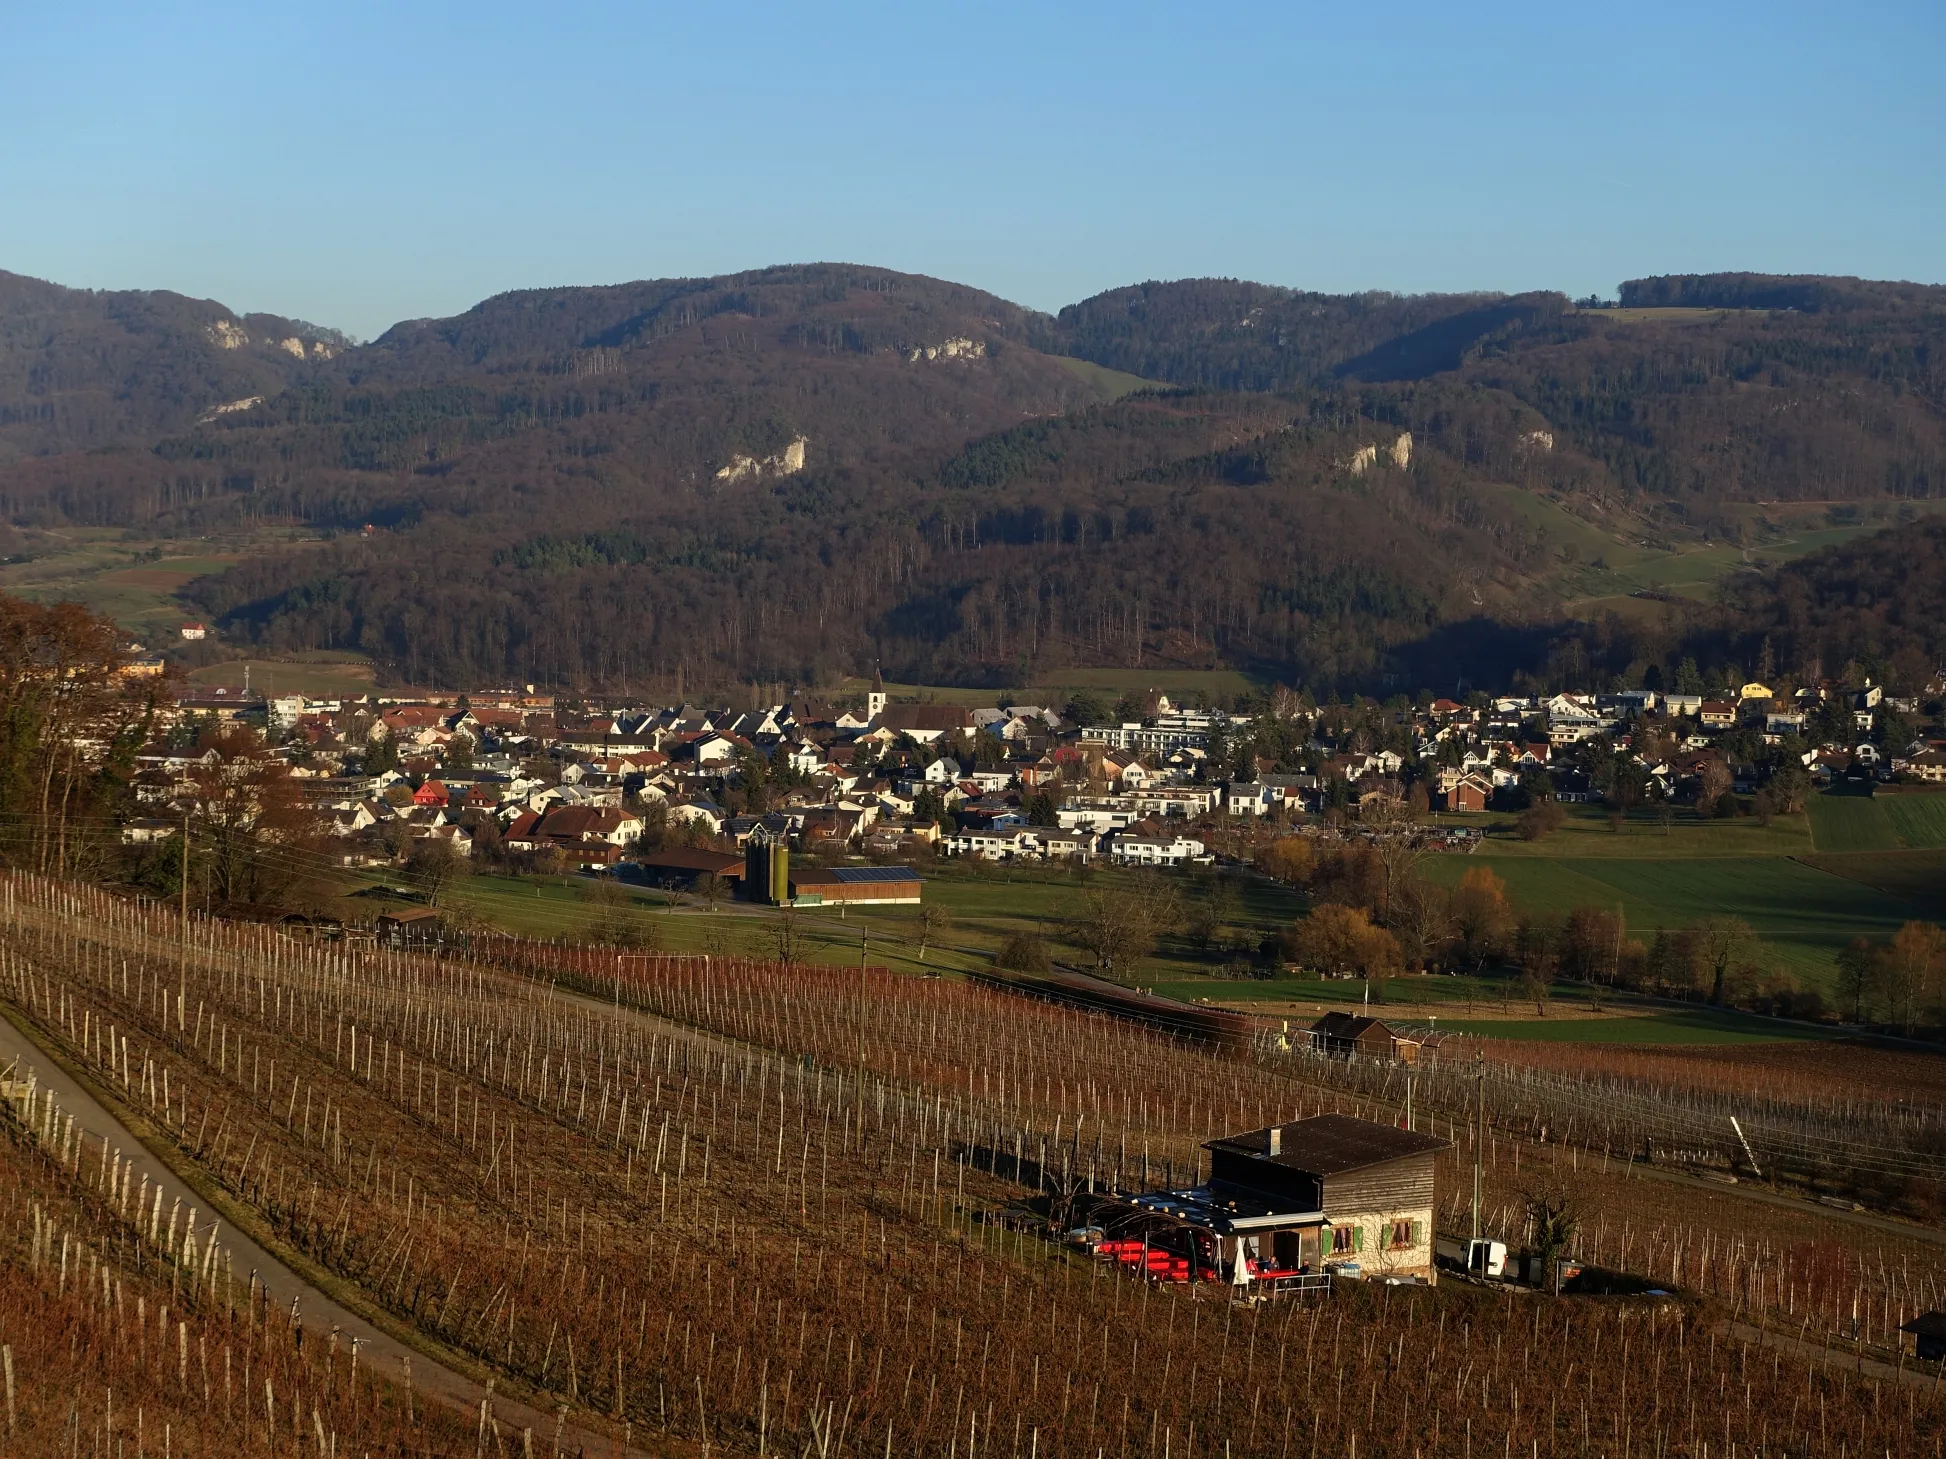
(375, 906, 442, 945)
(1309, 1013, 1419, 1064)
(1902, 1311, 1946, 1362)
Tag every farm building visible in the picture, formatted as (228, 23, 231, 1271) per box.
(1077, 1113, 1446, 1289)
(787, 865, 922, 906)
(630, 847, 745, 891)
(1309, 1013, 1421, 1064)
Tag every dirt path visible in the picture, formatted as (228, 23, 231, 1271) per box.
(1728, 1319, 1939, 1389)
(0, 1007, 630, 1457)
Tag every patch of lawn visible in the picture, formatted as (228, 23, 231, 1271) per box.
(1806, 792, 1902, 853)
(413, 860, 1307, 986)
(1052, 356, 1164, 400)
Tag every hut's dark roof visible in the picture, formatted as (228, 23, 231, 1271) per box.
(1310, 1013, 1399, 1042)
(1205, 1114, 1447, 1176)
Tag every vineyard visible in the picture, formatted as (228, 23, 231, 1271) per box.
(0, 874, 1942, 1456)
(0, 1080, 478, 1456)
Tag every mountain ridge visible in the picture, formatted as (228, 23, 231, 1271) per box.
(1, 262, 1941, 695)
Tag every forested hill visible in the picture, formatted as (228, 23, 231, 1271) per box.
(1707, 520, 1946, 692)
(1039, 281, 1567, 390)
(1050, 273, 1946, 504)
(0, 262, 1943, 694)
(0, 270, 348, 459)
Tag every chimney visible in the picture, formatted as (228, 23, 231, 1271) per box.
(1268, 1126, 1282, 1158)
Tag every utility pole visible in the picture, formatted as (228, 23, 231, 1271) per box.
(858, 928, 869, 1093)
(1471, 1051, 1485, 1243)
(180, 809, 190, 978)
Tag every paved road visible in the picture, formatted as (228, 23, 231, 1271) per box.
(0, 1006, 628, 1456)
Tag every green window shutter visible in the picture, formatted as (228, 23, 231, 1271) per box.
(1353, 1226, 1364, 1253)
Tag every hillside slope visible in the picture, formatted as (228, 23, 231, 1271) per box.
(2, 264, 1943, 694)
(1052, 274, 1946, 515)
(0, 270, 346, 459)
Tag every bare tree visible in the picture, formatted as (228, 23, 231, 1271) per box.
(917, 904, 952, 962)
(1885, 921, 1946, 1033)
(1694, 915, 1755, 1005)
(1071, 876, 1180, 980)
(771, 907, 805, 964)
(583, 876, 655, 949)
(403, 837, 464, 907)
(180, 725, 327, 910)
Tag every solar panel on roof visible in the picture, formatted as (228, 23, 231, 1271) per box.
(827, 866, 922, 883)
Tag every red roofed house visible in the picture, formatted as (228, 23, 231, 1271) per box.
(532, 805, 644, 847)
(502, 810, 542, 850)
(1441, 773, 1492, 813)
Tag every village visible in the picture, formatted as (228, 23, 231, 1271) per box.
(125, 660, 1945, 901)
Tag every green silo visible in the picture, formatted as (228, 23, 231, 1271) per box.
(769, 840, 790, 906)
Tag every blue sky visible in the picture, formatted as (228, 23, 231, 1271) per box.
(3, 1, 1940, 339)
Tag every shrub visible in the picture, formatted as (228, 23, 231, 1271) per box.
(994, 932, 1052, 973)
(1516, 799, 1566, 840)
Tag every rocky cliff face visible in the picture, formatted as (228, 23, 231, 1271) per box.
(714, 436, 809, 483)
(908, 337, 985, 362)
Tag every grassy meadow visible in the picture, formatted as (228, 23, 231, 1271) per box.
(1414, 788, 1946, 996)
(187, 652, 378, 699)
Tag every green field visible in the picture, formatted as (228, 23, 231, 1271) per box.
(1472, 481, 1946, 619)
(1466, 802, 1813, 859)
(1421, 851, 1935, 986)
(1806, 792, 1904, 852)
(1797, 850, 1946, 917)
(1882, 794, 1946, 849)
(0, 526, 334, 641)
(1053, 356, 1164, 400)
(357, 861, 1307, 984)
(189, 654, 378, 699)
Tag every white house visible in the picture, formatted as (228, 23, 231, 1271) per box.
(1108, 834, 1209, 867)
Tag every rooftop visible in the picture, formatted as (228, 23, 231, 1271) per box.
(1205, 1113, 1447, 1176)
(791, 865, 923, 885)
